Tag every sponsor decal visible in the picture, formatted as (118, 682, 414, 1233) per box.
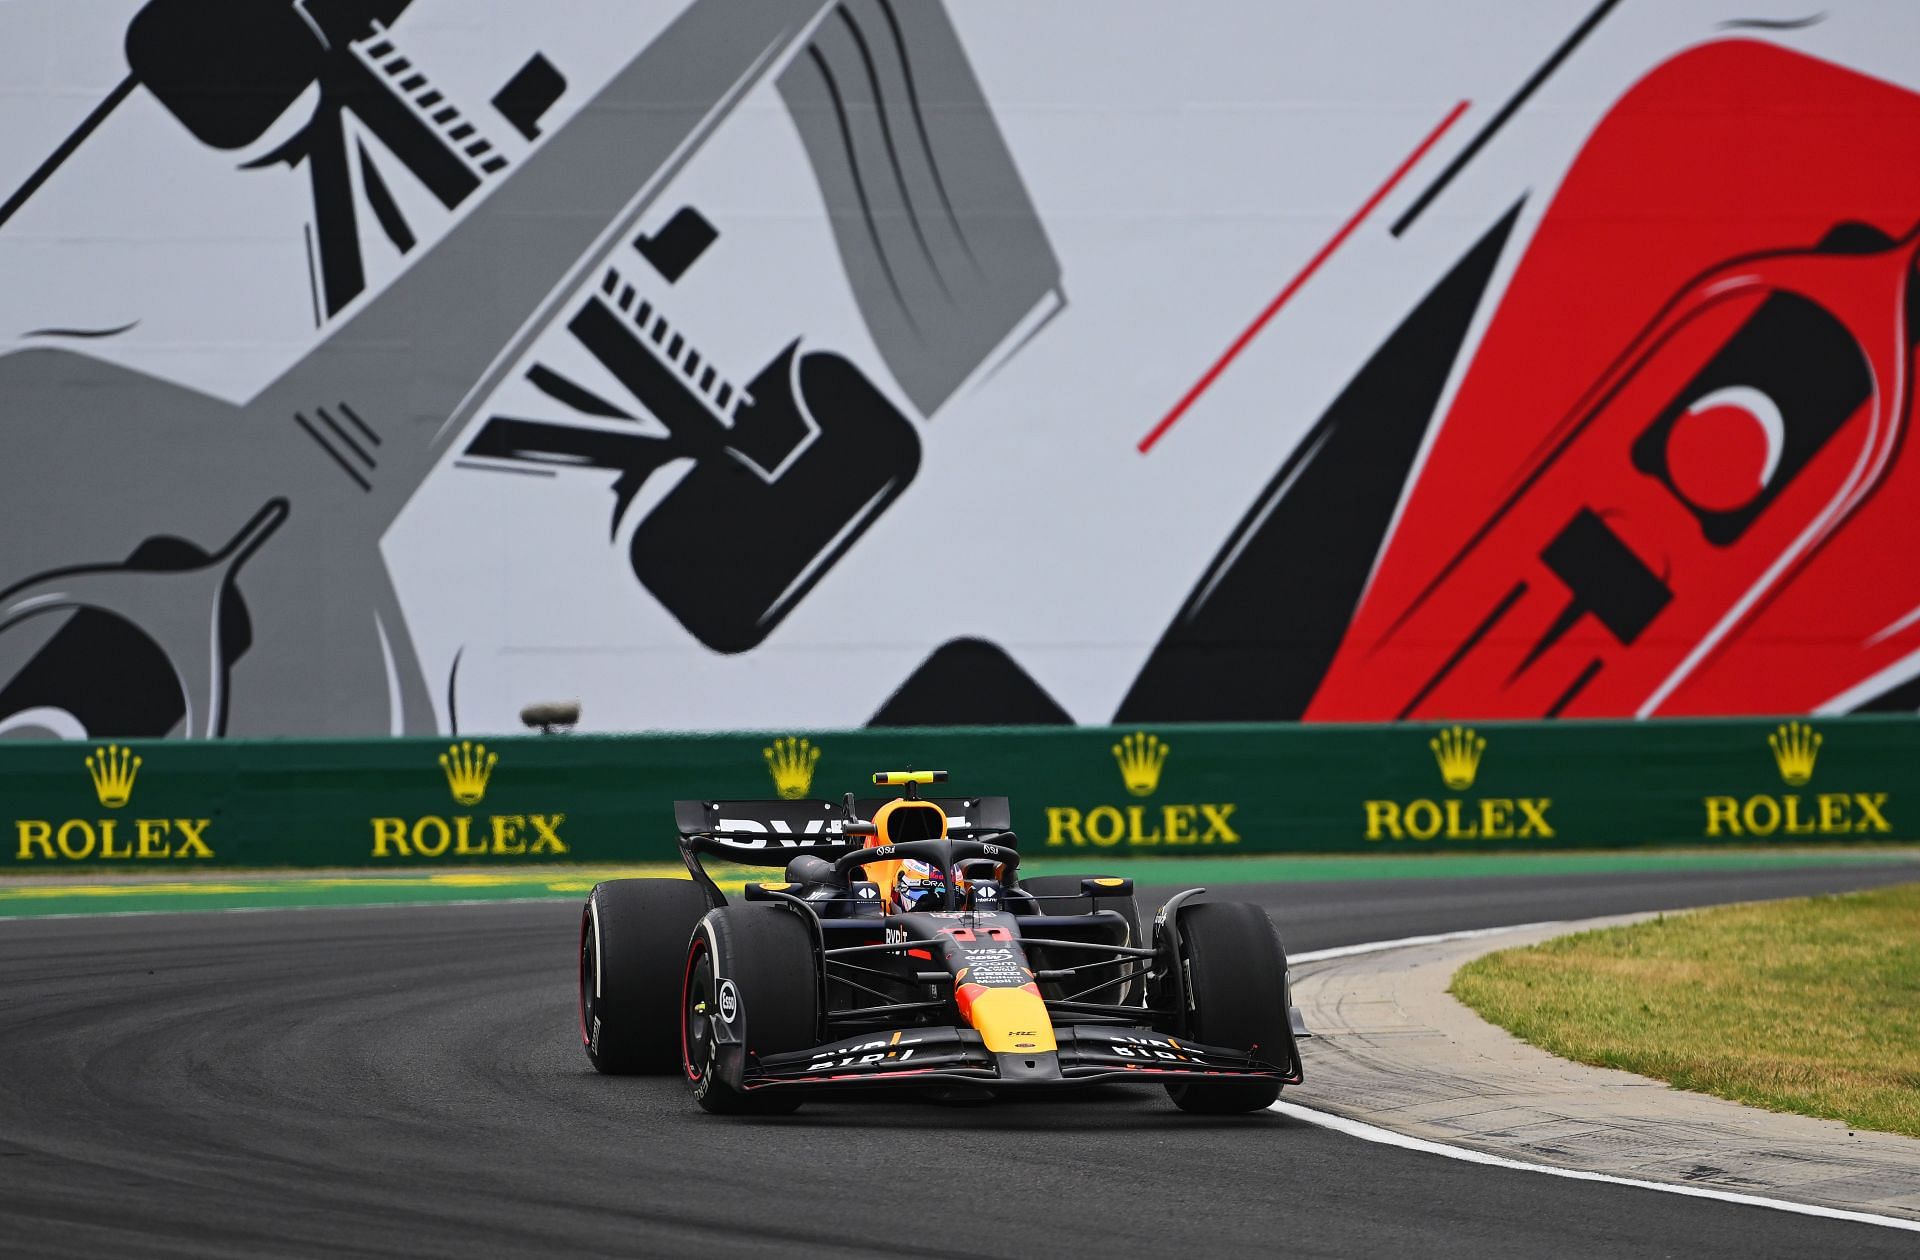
(1045, 731, 1240, 848)
(1113, 1034, 1196, 1063)
(763, 736, 821, 800)
(1702, 722, 1890, 837)
(712, 817, 844, 846)
(86, 744, 141, 808)
(710, 810, 977, 848)
(1770, 720, 1820, 787)
(955, 944, 1025, 987)
(14, 745, 213, 861)
(1114, 730, 1168, 796)
(717, 979, 739, 1024)
(369, 741, 567, 858)
(1432, 725, 1483, 790)
(441, 739, 497, 806)
(1363, 727, 1554, 841)
(807, 1035, 921, 1070)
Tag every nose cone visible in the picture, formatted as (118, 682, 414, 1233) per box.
(957, 983, 1056, 1054)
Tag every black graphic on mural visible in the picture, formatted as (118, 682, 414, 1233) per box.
(492, 52, 567, 141)
(464, 216, 923, 652)
(4, 2, 559, 316)
(0, 504, 281, 737)
(1111, 204, 1523, 723)
(1535, 511, 1670, 652)
(1390, 0, 1623, 236)
(1851, 672, 1920, 713)
(0, 0, 1058, 739)
(632, 348, 920, 652)
(1627, 286, 1872, 547)
(871, 638, 1071, 726)
(635, 206, 720, 283)
(135, 0, 528, 316)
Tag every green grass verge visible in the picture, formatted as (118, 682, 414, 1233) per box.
(1451, 883, 1920, 1139)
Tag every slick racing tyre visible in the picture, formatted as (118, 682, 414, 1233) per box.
(1164, 900, 1291, 1115)
(580, 879, 714, 1074)
(683, 904, 820, 1115)
(1019, 874, 1146, 1006)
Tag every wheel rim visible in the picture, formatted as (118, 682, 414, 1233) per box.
(682, 938, 715, 1082)
(578, 905, 596, 1050)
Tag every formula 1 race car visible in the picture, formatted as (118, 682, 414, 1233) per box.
(578, 770, 1306, 1114)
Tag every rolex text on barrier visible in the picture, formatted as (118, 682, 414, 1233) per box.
(1042, 732, 1241, 850)
(1699, 721, 1893, 838)
(0, 717, 1915, 868)
(13, 744, 215, 861)
(1361, 726, 1555, 842)
(367, 741, 570, 859)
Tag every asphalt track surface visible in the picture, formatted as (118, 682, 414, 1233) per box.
(2, 862, 1916, 1258)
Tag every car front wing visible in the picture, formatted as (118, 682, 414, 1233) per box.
(743, 1024, 1302, 1092)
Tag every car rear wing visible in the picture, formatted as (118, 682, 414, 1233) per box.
(673, 796, 1013, 866)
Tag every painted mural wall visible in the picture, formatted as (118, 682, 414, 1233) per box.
(3, 0, 1919, 740)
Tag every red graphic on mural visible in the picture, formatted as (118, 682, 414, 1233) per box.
(1308, 40, 1920, 720)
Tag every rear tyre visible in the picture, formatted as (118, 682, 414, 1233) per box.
(683, 904, 820, 1115)
(579, 879, 714, 1074)
(1018, 873, 1146, 1005)
(1164, 900, 1291, 1114)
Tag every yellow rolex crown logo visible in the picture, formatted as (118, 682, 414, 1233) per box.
(1768, 721, 1821, 787)
(1430, 725, 1485, 791)
(1112, 731, 1170, 797)
(439, 740, 497, 807)
(85, 744, 141, 809)
(764, 736, 821, 800)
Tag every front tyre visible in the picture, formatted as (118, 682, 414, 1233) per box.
(683, 904, 820, 1115)
(580, 879, 714, 1074)
(1164, 900, 1291, 1115)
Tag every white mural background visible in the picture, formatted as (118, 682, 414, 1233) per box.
(3, 1, 1918, 737)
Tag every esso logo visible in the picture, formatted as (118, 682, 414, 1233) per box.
(718, 979, 739, 1023)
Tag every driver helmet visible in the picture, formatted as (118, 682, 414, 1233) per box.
(892, 858, 949, 911)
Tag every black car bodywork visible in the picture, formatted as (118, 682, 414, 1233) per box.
(661, 780, 1307, 1104)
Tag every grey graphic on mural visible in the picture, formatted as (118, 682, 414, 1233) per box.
(0, 0, 1058, 739)
(778, 0, 1062, 415)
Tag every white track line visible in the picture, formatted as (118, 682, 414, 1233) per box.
(1291, 921, 1562, 963)
(1271, 1102, 1920, 1233)
(1278, 923, 1920, 1234)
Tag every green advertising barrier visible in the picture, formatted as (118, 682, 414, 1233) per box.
(1, 715, 1913, 869)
